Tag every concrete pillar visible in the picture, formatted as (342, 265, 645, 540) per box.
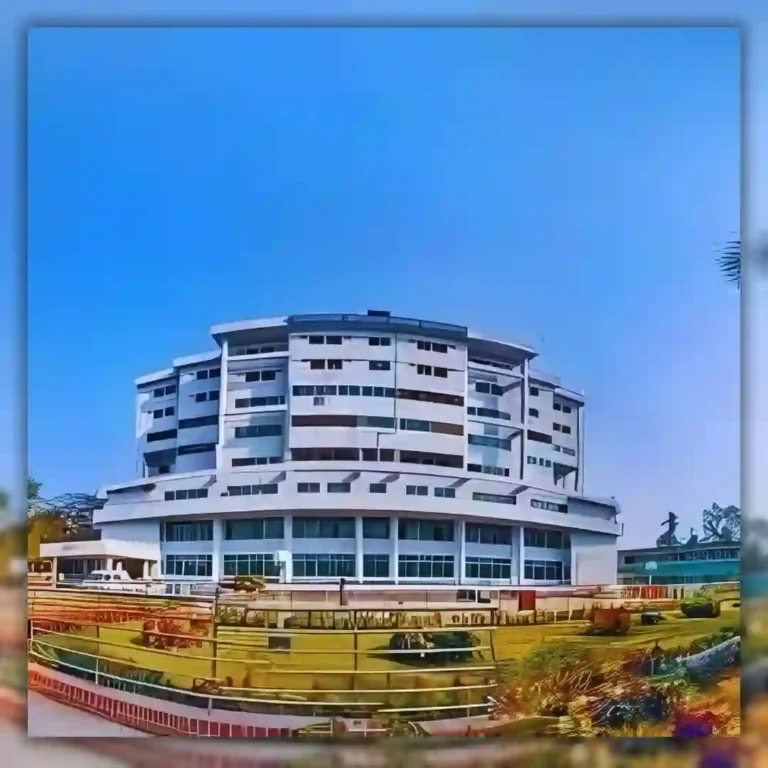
(142, 561, 150, 579)
(355, 516, 364, 583)
(106, 557, 114, 572)
(457, 519, 466, 585)
(284, 514, 293, 583)
(211, 518, 223, 582)
(216, 341, 228, 471)
(51, 557, 58, 584)
(392, 517, 399, 584)
(518, 527, 525, 585)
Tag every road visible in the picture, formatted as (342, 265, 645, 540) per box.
(27, 692, 150, 737)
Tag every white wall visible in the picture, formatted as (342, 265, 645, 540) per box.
(570, 531, 618, 585)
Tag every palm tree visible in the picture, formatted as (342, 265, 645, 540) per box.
(717, 239, 741, 286)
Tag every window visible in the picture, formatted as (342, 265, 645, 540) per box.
(434, 487, 456, 498)
(328, 359, 343, 370)
(562, 425, 572, 434)
(293, 517, 355, 539)
(472, 492, 517, 506)
(359, 416, 396, 429)
(308, 335, 324, 345)
(147, 429, 177, 443)
(434, 367, 448, 378)
(524, 528, 569, 548)
(234, 395, 286, 408)
(310, 360, 325, 370)
(327, 482, 351, 493)
(227, 484, 279, 496)
(398, 417, 463, 436)
(528, 430, 552, 444)
(531, 499, 568, 514)
(398, 518, 454, 541)
(524, 559, 565, 582)
(467, 463, 510, 477)
(563, 406, 572, 414)
(527, 456, 538, 465)
(529, 408, 539, 418)
(369, 483, 387, 494)
(163, 521, 213, 542)
(224, 518, 283, 540)
(368, 336, 392, 346)
(466, 523, 512, 545)
(298, 483, 321, 493)
(313, 396, 325, 406)
(398, 555, 454, 579)
(232, 456, 282, 467)
(164, 554, 212, 578)
(165, 407, 175, 416)
(466, 557, 512, 580)
(363, 518, 390, 538)
(469, 357, 518, 372)
(406, 485, 429, 496)
(177, 443, 215, 456)
(196, 368, 220, 380)
(244, 370, 278, 383)
(563, 447, 576, 456)
(396, 388, 464, 406)
(369, 360, 391, 371)
(153, 409, 163, 418)
(537, 458, 552, 467)
(223, 554, 279, 578)
(467, 406, 511, 421)
(553, 403, 562, 411)
(529, 386, 539, 396)
(363, 554, 390, 578)
(234, 424, 283, 438)
(292, 447, 361, 461)
(153, 384, 177, 397)
(468, 434, 512, 451)
(326, 336, 342, 345)
(399, 450, 464, 468)
(417, 364, 432, 376)
(416, 340, 449, 353)
(475, 382, 504, 396)
(293, 554, 355, 579)
(195, 391, 220, 402)
(179, 415, 219, 429)
(553, 423, 561, 432)
(164, 488, 209, 501)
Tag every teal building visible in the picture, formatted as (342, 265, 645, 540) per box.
(617, 541, 740, 585)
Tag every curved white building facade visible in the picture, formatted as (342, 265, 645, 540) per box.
(87, 311, 622, 587)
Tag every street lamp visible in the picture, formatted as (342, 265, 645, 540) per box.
(645, 561, 658, 585)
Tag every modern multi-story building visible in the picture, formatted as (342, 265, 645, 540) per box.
(44, 311, 623, 589)
(617, 542, 740, 586)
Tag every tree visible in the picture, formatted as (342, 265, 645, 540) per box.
(717, 240, 740, 286)
(701, 503, 741, 543)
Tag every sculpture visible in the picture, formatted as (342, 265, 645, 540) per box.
(656, 512, 681, 547)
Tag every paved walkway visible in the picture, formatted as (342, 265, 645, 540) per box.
(27, 692, 150, 738)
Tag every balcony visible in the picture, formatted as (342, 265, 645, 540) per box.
(41, 529, 102, 545)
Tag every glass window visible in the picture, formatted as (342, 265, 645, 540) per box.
(363, 554, 390, 578)
(162, 521, 213, 542)
(362, 518, 390, 539)
(293, 517, 355, 539)
(293, 554, 355, 578)
(398, 555, 454, 579)
(224, 517, 284, 540)
(164, 554, 212, 577)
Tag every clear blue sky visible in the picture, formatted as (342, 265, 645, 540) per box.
(22, 26, 739, 547)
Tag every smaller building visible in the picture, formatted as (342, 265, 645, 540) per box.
(618, 541, 740, 586)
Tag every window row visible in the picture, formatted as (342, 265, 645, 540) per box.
(234, 424, 283, 438)
(416, 364, 448, 378)
(292, 414, 396, 429)
(622, 548, 740, 565)
(230, 343, 288, 356)
(553, 423, 572, 435)
(293, 384, 395, 398)
(225, 518, 284, 540)
(234, 395, 286, 408)
(524, 559, 570, 582)
(530, 499, 568, 513)
(291, 447, 464, 468)
(179, 415, 219, 429)
(467, 406, 512, 421)
(227, 484, 279, 496)
(164, 488, 209, 501)
(231, 456, 283, 467)
(468, 434, 512, 451)
(469, 357, 518, 372)
(475, 381, 504, 396)
(553, 402, 573, 413)
(467, 463, 510, 477)
(153, 406, 175, 419)
(194, 390, 220, 403)
(553, 445, 577, 456)
(528, 456, 553, 468)
(241, 369, 278, 383)
(162, 521, 213, 542)
(195, 367, 221, 381)
(524, 528, 570, 549)
(415, 340, 451, 353)
(465, 557, 512, 580)
(152, 384, 177, 398)
(473, 492, 517, 506)
(304, 359, 393, 371)
(147, 429, 177, 443)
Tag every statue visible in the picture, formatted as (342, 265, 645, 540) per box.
(656, 511, 681, 547)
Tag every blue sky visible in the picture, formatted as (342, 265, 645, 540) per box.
(19, 25, 740, 546)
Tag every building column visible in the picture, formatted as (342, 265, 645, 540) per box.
(392, 517, 399, 584)
(284, 514, 293, 584)
(457, 520, 466, 585)
(518, 527, 525, 585)
(216, 341, 229, 471)
(211, 518, 223, 582)
(106, 557, 114, 572)
(355, 516, 364, 583)
(521, 359, 530, 481)
(51, 557, 58, 584)
(142, 561, 150, 579)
